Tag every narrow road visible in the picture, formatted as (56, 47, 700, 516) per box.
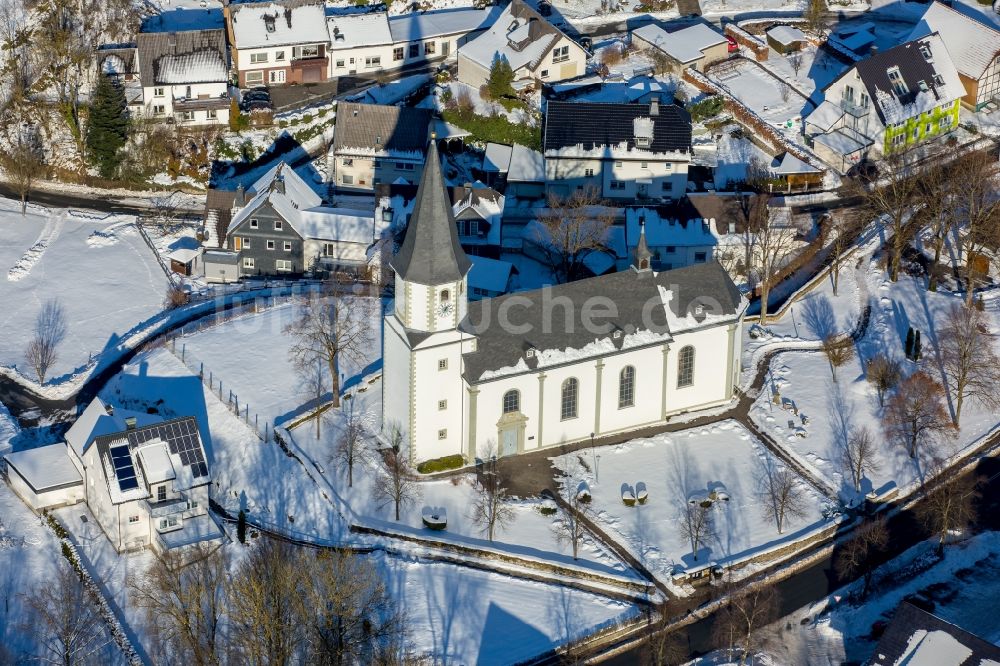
(0, 182, 203, 217)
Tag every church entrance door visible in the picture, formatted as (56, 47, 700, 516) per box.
(500, 428, 518, 457)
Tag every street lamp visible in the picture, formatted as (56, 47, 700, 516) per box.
(590, 432, 599, 483)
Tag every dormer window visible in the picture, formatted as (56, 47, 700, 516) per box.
(918, 80, 928, 92)
(933, 74, 944, 87)
(264, 14, 276, 33)
(887, 67, 908, 96)
(613, 330, 622, 339)
(637, 137, 651, 148)
(526, 348, 535, 358)
(919, 43, 932, 60)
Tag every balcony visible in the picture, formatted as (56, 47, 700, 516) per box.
(839, 98, 869, 119)
(145, 496, 202, 519)
(173, 95, 231, 112)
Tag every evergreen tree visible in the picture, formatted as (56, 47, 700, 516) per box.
(905, 327, 915, 359)
(86, 75, 129, 178)
(487, 56, 515, 101)
(914, 330, 922, 361)
(237, 508, 247, 544)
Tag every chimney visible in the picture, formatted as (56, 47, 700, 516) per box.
(105, 403, 115, 416)
(869, 45, 878, 56)
(233, 182, 245, 208)
(650, 96, 660, 116)
(168, 31, 177, 49)
(125, 417, 137, 431)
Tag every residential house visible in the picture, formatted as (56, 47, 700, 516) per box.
(3, 397, 224, 553)
(135, 28, 231, 125)
(869, 602, 1000, 665)
(96, 44, 144, 110)
(543, 99, 692, 201)
(482, 142, 546, 198)
(326, 7, 498, 78)
(910, 1, 1000, 110)
(804, 33, 963, 172)
(329, 102, 433, 192)
(376, 181, 506, 259)
(223, 162, 377, 279)
(623, 198, 726, 271)
(468, 255, 515, 298)
(630, 23, 730, 75)
(766, 25, 808, 54)
(457, 0, 587, 89)
(226, 0, 330, 87)
(382, 140, 746, 463)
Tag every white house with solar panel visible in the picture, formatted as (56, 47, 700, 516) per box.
(3, 397, 224, 553)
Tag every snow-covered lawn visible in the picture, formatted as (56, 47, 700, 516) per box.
(551, 420, 830, 585)
(0, 200, 168, 380)
(750, 267, 1000, 499)
(711, 59, 810, 128)
(757, 44, 849, 102)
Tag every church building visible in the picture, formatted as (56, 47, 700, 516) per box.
(383, 140, 747, 464)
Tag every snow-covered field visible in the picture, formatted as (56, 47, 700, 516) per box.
(551, 420, 830, 585)
(0, 200, 168, 380)
(750, 266, 1000, 499)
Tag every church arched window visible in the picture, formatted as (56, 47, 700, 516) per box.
(619, 366, 635, 408)
(561, 378, 578, 420)
(440, 288, 450, 302)
(677, 346, 695, 388)
(502, 389, 520, 414)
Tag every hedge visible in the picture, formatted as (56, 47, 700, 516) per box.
(441, 108, 542, 151)
(417, 454, 466, 474)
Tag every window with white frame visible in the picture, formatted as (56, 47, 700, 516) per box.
(153, 105, 166, 115)
(438, 400, 447, 410)
(409, 43, 419, 58)
(250, 219, 258, 228)
(157, 485, 167, 502)
(438, 359, 448, 370)
(342, 174, 354, 184)
(275, 50, 286, 61)
(553, 45, 569, 63)
(284, 241, 292, 252)
(267, 240, 275, 250)
(336, 59, 345, 68)
(274, 220, 283, 231)
(887, 67, 908, 96)
(250, 53, 268, 64)
(276, 259, 292, 272)
(561, 378, 578, 420)
(181, 111, 194, 122)
(243, 257, 255, 269)
(610, 181, 626, 191)
(207, 109, 218, 120)
(242, 237, 251, 248)
(245, 71, 264, 85)
(153, 87, 165, 97)
(269, 70, 285, 84)
(618, 366, 635, 408)
(365, 56, 381, 68)
(128, 515, 140, 524)
(503, 389, 520, 414)
(424, 41, 436, 55)
(584, 168, 594, 177)
(677, 345, 695, 387)
(541, 69, 549, 78)
(438, 429, 447, 440)
(393, 47, 404, 61)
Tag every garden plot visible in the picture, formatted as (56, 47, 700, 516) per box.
(175, 299, 384, 428)
(750, 272, 1000, 499)
(0, 201, 168, 381)
(758, 44, 849, 103)
(550, 420, 829, 584)
(711, 59, 811, 129)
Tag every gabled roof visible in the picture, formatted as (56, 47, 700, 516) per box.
(229, 0, 329, 49)
(632, 23, 727, 64)
(327, 12, 393, 49)
(66, 397, 126, 458)
(460, 261, 744, 382)
(870, 602, 1000, 666)
(459, 0, 571, 72)
(390, 140, 472, 285)
(388, 7, 501, 43)
(766, 25, 807, 46)
(136, 29, 228, 85)
(544, 101, 692, 155)
(847, 32, 964, 124)
(332, 102, 433, 156)
(910, 1, 1000, 78)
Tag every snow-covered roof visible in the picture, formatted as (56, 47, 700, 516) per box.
(136, 441, 176, 484)
(328, 12, 392, 50)
(772, 152, 822, 174)
(4, 443, 82, 492)
(483, 142, 513, 173)
(468, 255, 514, 293)
(813, 129, 871, 155)
(155, 50, 227, 84)
(388, 7, 500, 43)
(582, 251, 615, 276)
(766, 25, 807, 47)
(632, 23, 727, 64)
(168, 247, 201, 264)
(458, 0, 569, 73)
(805, 99, 845, 133)
(66, 397, 125, 458)
(141, 8, 224, 33)
(137, 28, 228, 86)
(909, 1, 1000, 78)
(625, 208, 719, 248)
(233, 162, 376, 244)
(230, 0, 329, 49)
(507, 144, 545, 182)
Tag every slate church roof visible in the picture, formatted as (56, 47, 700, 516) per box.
(391, 140, 472, 285)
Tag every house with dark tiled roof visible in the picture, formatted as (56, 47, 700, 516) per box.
(328, 102, 434, 193)
(3, 397, 224, 553)
(134, 28, 231, 125)
(543, 99, 693, 201)
(869, 602, 1000, 666)
(457, 0, 587, 89)
(805, 32, 963, 172)
(382, 138, 746, 464)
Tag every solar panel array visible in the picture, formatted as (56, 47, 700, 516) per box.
(110, 444, 140, 491)
(127, 419, 208, 479)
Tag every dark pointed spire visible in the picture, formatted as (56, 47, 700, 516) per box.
(634, 220, 652, 271)
(391, 137, 471, 285)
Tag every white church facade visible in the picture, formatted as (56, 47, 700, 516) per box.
(383, 141, 747, 464)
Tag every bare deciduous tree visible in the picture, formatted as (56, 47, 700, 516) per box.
(679, 501, 714, 561)
(840, 426, 880, 493)
(748, 194, 799, 323)
(553, 463, 591, 560)
(333, 400, 374, 488)
(0, 123, 45, 214)
(939, 302, 1000, 425)
(835, 516, 888, 597)
(372, 423, 420, 521)
(21, 560, 112, 666)
(535, 186, 613, 283)
(285, 294, 375, 411)
(918, 465, 981, 555)
(129, 544, 228, 666)
(755, 458, 806, 534)
(25, 299, 67, 383)
(883, 371, 953, 459)
(777, 80, 791, 103)
(867, 354, 901, 407)
(822, 334, 855, 382)
(642, 616, 687, 666)
(470, 440, 516, 541)
(828, 211, 862, 297)
(786, 51, 804, 77)
(853, 148, 919, 282)
(297, 357, 328, 438)
(713, 580, 780, 666)
(952, 150, 1000, 302)
(912, 160, 959, 292)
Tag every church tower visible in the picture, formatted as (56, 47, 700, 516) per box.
(383, 138, 474, 463)
(634, 221, 653, 271)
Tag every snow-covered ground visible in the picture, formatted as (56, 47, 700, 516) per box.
(0, 200, 168, 381)
(551, 420, 831, 586)
(711, 59, 810, 130)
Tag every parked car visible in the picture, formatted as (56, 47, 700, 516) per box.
(726, 35, 738, 52)
(240, 87, 272, 112)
